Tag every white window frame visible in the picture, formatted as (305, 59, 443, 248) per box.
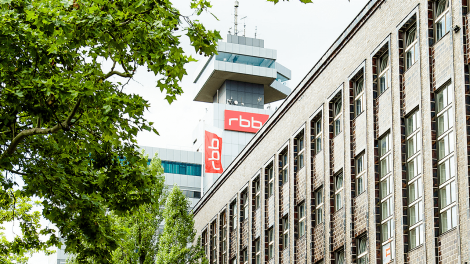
(357, 236, 368, 264)
(267, 165, 274, 197)
(254, 179, 261, 210)
(255, 239, 261, 264)
(335, 173, 344, 211)
(281, 149, 289, 185)
(379, 133, 394, 245)
(242, 249, 248, 264)
(405, 110, 424, 249)
(379, 134, 392, 179)
(378, 52, 390, 94)
(203, 230, 208, 258)
(282, 217, 289, 250)
(436, 84, 457, 233)
(356, 154, 366, 195)
(354, 76, 364, 117)
(336, 250, 345, 264)
(242, 191, 249, 222)
(298, 202, 306, 237)
(334, 97, 342, 136)
(315, 187, 323, 225)
(435, 0, 451, 42)
(221, 213, 227, 264)
(211, 221, 217, 264)
(295, 131, 305, 170)
(230, 200, 237, 231)
(405, 24, 418, 70)
(315, 118, 322, 154)
(268, 228, 274, 260)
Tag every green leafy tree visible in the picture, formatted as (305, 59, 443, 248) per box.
(0, 0, 220, 262)
(109, 155, 166, 264)
(156, 185, 207, 264)
(66, 154, 168, 264)
(0, 191, 55, 263)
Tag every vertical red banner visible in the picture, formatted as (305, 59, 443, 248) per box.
(205, 130, 223, 173)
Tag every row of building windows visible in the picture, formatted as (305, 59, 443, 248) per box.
(201, 1, 456, 263)
(158, 160, 202, 176)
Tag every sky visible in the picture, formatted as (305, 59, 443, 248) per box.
(23, 0, 370, 263)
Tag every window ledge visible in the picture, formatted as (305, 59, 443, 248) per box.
(376, 88, 389, 100)
(403, 60, 419, 75)
(334, 206, 344, 215)
(408, 243, 424, 253)
(432, 31, 450, 47)
(297, 166, 306, 174)
(352, 111, 365, 121)
(355, 190, 367, 199)
(439, 226, 457, 237)
(332, 131, 343, 140)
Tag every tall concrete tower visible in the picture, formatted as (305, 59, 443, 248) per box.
(192, 34, 292, 193)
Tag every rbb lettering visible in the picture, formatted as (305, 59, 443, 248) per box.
(204, 131, 223, 173)
(224, 110, 269, 134)
(208, 138, 220, 170)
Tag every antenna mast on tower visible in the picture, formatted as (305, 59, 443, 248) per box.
(234, 1, 239, 35)
(240, 16, 247, 36)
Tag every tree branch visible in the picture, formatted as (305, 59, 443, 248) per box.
(102, 70, 133, 80)
(1, 98, 82, 158)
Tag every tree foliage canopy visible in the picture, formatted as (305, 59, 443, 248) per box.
(0, 0, 220, 262)
(156, 185, 207, 264)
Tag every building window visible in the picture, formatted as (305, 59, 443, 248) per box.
(159, 160, 202, 176)
(268, 228, 274, 260)
(254, 179, 261, 210)
(379, 133, 391, 178)
(230, 200, 237, 231)
(336, 250, 345, 264)
(182, 190, 202, 199)
(435, 0, 451, 42)
(203, 230, 208, 258)
(221, 213, 227, 264)
(379, 132, 394, 247)
(314, 118, 322, 154)
(406, 110, 424, 249)
(267, 165, 274, 197)
(405, 24, 418, 70)
(354, 76, 364, 117)
(241, 191, 249, 222)
(334, 97, 342, 136)
(295, 130, 305, 170)
(356, 154, 366, 195)
(210, 221, 217, 264)
(335, 173, 344, 211)
(282, 217, 289, 250)
(378, 52, 390, 94)
(231, 258, 237, 264)
(241, 249, 248, 264)
(357, 236, 368, 264)
(280, 148, 289, 185)
(255, 239, 261, 264)
(298, 202, 306, 237)
(436, 84, 457, 233)
(315, 187, 323, 225)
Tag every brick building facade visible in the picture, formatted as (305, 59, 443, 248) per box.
(193, 0, 470, 263)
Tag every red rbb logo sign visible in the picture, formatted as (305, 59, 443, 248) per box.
(204, 131, 223, 173)
(224, 110, 269, 134)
